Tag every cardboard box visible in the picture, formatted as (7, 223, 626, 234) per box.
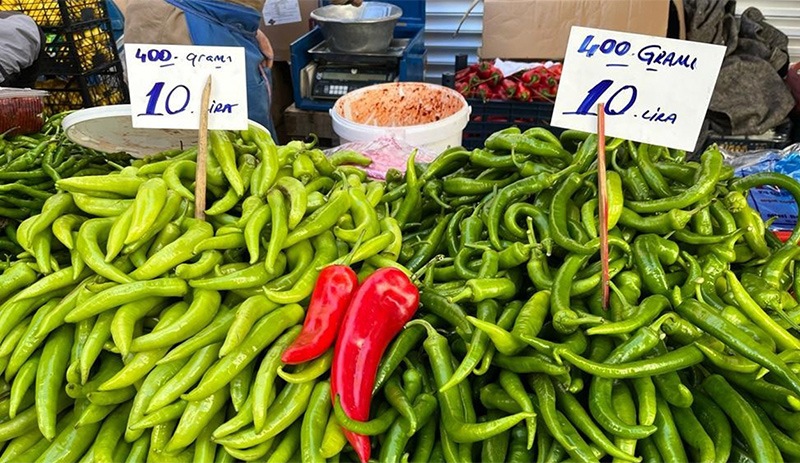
(480, 0, 683, 60)
(262, 0, 318, 62)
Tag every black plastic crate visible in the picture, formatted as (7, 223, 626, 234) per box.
(461, 99, 562, 149)
(704, 121, 793, 154)
(446, 55, 563, 149)
(0, 0, 108, 30)
(37, 70, 128, 115)
(40, 22, 118, 75)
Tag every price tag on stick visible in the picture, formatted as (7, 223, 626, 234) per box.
(125, 44, 248, 131)
(597, 103, 610, 310)
(552, 26, 726, 151)
(195, 76, 213, 221)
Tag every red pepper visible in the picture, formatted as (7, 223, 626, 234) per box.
(487, 67, 504, 86)
(280, 265, 359, 364)
(499, 79, 518, 99)
(550, 63, 563, 76)
(477, 62, 504, 86)
(455, 81, 471, 97)
(475, 82, 493, 101)
(467, 74, 484, 88)
(541, 86, 558, 100)
(455, 63, 480, 80)
(476, 61, 493, 79)
(520, 69, 540, 86)
(515, 85, 533, 102)
(545, 72, 559, 88)
(330, 267, 420, 463)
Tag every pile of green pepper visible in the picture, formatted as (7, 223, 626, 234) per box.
(373, 126, 800, 463)
(0, 121, 799, 463)
(0, 126, 413, 463)
(0, 113, 133, 258)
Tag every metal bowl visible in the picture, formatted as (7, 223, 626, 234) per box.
(311, 2, 403, 54)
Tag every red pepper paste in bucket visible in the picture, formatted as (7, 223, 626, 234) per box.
(0, 89, 47, 136)
(330, 82, 471, 155)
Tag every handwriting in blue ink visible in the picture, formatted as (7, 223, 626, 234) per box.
(578, 35, 698, 71)
(135, 48, 173, 63)
(637, 45, 697, 70)
(135, 48, 235, 69)
(186, 53, 234, 68)
(578, 35, 631, 58)
(138, 82, 238, 117)
(208, 100, 239, 114)
(562, 79, 677, 124)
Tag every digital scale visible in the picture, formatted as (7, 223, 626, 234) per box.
(308, 39, 409, 100)
(290, 1, 426, 112)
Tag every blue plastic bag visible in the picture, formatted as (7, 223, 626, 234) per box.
(730, 144, 800, 232)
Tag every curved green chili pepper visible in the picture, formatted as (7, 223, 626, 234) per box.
(626, 148, 723, 213)
(409, 320, 533, 443)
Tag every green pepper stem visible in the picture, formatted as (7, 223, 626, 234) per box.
(650, 313, 680, 333)
(404, 319, 439, 340)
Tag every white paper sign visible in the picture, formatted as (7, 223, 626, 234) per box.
(551, 27, 727, 151)
(263, 0, 302, 26)
(125, 44, 248, 131)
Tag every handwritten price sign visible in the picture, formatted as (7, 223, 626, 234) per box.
(551, 27, 726, 151)
(125, 44, 248, 130)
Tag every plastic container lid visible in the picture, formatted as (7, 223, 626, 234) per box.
(62, 104, 267, 158)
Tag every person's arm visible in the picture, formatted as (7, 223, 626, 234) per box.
(256, 22, 274, 69)
(0, 14, 42, 85)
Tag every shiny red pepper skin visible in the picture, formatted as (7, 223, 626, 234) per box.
(330, 267, 420, 463)
(475, 82, 493, 101)
(515, 85, 533, 102)
(455, 81, 471, 96)
(520, 68, 540, 85)
(500, 79, 518, 99)
(281, 265, 358, 364)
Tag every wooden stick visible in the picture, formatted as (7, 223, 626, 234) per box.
(195, 75, 212, 221)
(597, 103, 610, 310)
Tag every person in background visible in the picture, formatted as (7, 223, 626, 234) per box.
(113, 0, 362, 139)
(0, 11, 44, 88)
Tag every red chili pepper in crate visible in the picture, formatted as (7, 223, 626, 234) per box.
(520, 69, 539, 86)
(515, 85, 533, 102)
(475, 82, 494, 101)
(550, 62, 563, 76)
(455, 63, 480, 80)
(281, 265, 359, 364)
(477, 62, 504, 86)
(545, 72, 559, 89)
(498, 79, 518, 99)
(464, 74, 482, 88)
(455, 81, 472, 97)
(541, 86, 558, 100)
(476, 61, 493, 78)
(330, 267, 420, 463)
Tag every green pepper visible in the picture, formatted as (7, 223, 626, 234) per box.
(632, 234, 680, 296)
(626, 148, 723, 213)
(209, 130, 244, 196)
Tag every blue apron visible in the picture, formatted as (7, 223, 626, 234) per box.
(164, 0, 276, 139)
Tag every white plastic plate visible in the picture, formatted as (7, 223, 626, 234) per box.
(62, 104, 268, 159)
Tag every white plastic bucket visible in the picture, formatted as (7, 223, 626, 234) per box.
(330, 82, 471, 154)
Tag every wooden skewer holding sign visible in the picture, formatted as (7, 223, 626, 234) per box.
(597, 103, 610, 310)
(195, 75, 213, 221)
